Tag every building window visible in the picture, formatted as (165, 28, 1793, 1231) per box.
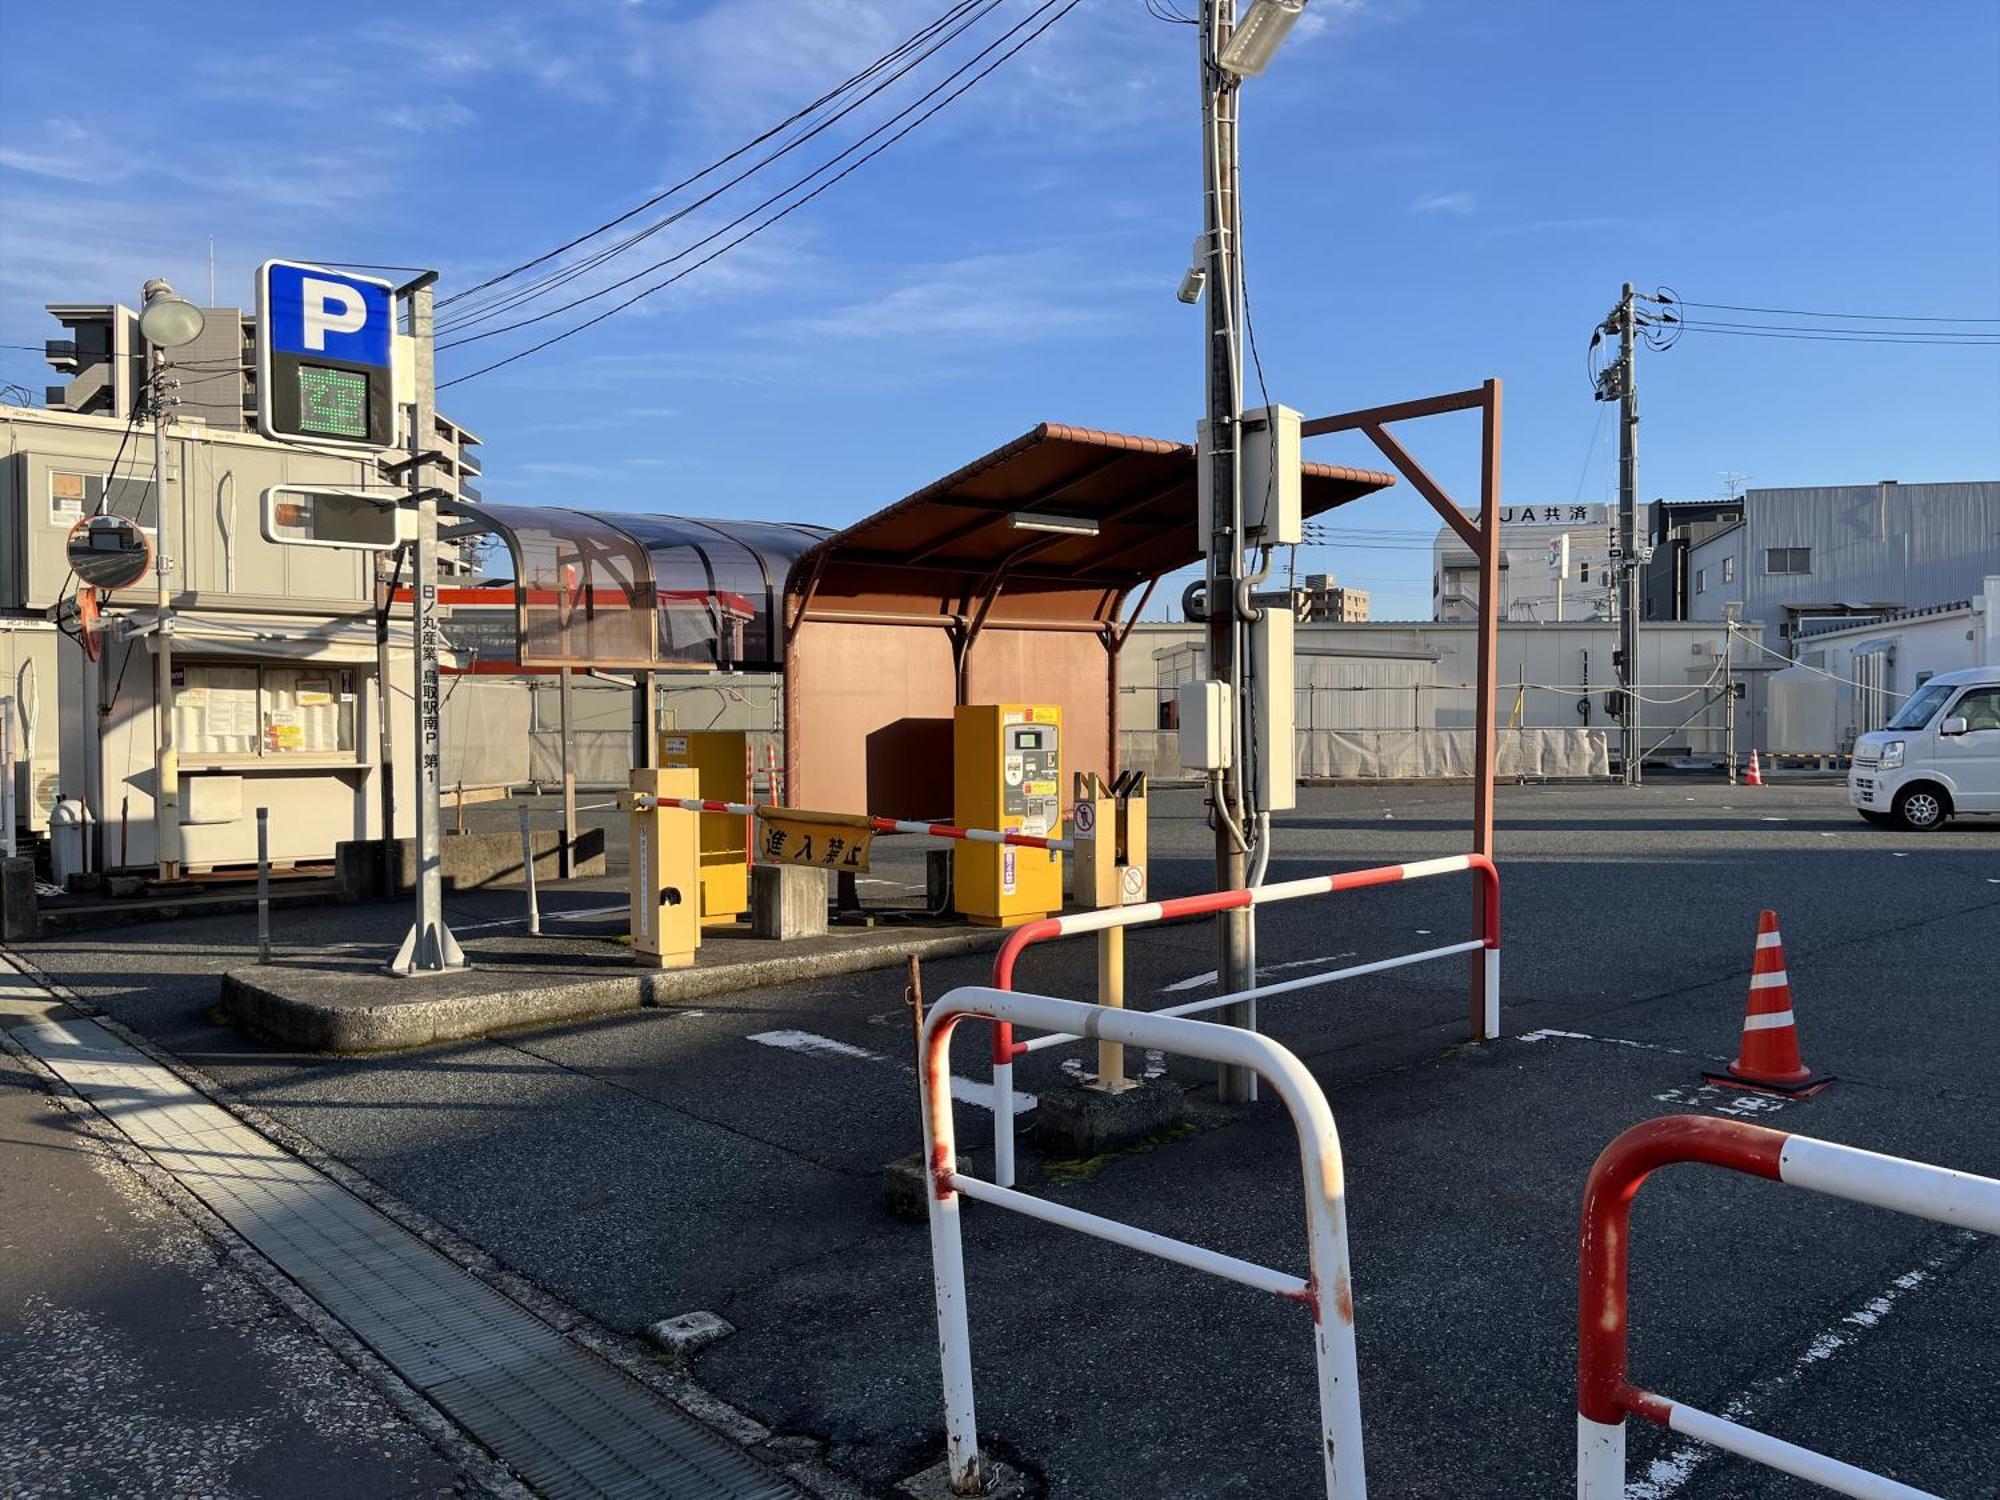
(1722, 555, 1735, 584)
(1766, 546, 1811, 575)
(173, 662, 359, 760)
(1695, 567, 1706, 595)
(1579, 561, 1590, 583)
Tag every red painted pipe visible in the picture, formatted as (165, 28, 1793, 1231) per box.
(1576, 1116, 1787, 1427)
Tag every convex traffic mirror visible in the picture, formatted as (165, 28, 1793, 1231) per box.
(65, 514, 153, 591)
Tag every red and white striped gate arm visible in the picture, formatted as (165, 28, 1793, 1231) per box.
(1577, 1115, 2000, 1500)
(635, 796, 1074, 852)
(919, 986, 1368, 1499)
(982, 854, 1501, 1187)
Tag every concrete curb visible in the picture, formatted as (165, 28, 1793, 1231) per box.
(222, 927, 1003, 1053)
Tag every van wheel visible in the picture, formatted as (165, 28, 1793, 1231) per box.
(1893, 786, 1948, 831)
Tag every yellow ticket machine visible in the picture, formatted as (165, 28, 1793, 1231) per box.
(953, 704, 1063, 927)
(658, 729, 750, 926)
(625, 766, 701, 969)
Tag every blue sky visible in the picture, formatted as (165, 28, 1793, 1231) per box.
(4, 0, 1997, 620)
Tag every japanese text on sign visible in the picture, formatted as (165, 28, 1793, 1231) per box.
(756, 814, 874, 873)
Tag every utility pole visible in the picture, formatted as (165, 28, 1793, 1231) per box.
(1200, 0, 1252, 1104)
(1616, 282, 1641, 785)
(1722, 604, 1740, 784)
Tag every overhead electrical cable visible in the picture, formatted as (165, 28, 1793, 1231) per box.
(438, 0, 1083, 389)
(441, 0, 1060, 352)
(436, 0, 989, 320)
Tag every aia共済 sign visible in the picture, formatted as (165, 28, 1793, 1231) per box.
(256, 260, 396, 450)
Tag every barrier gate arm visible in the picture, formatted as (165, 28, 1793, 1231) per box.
(633, 796, 1074, 852)
(921, 987, 1367, 1499)
(983, 854, 1500, 1188)
(1577, 1115, 2000, 1500)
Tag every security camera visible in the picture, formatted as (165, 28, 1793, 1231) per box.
(1176, 264, 1207, 305)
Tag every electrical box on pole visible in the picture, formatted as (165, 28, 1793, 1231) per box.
(1197, 403, 1302, 551)
(256, 260, 398, 450)
(1247, 603, 1296, 812)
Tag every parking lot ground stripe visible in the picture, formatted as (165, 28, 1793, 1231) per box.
(9, 1012, 804, 1500)
(746, 1028, 1031, 1114)
(1622, 1236, 1978, 1500)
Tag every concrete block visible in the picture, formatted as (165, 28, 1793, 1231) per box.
(106, 875, 146, 899)
(338, 828, 608, 897)
(645, 1310, 734, 1358)
(881, 1148, 980, 1223)
(334, 839, 386, 903)
(1, 857, 37, 942)
(1034, 1076, 1188, 1160)
(751, 864, 828, 940)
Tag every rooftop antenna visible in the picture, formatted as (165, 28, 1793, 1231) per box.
(207, 236, 215, 304)
(1720, 471, 1751, 499)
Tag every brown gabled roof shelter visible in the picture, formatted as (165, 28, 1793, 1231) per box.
(781, 423, 1394, 819)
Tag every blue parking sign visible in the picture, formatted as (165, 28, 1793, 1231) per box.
(256, 259, 397, 449)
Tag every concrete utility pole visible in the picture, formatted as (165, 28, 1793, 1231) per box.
(1615, 282, 1641, 787)
(1200, 0, 1253, 1104)
(149, 352, 182, 879)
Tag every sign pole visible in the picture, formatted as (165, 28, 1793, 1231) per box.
(390, 273, 462, 976)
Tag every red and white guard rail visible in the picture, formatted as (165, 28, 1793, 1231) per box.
(983, 853, 1501, 1187)
(1578, 1115, 2000, 1500)
(920, 987, 1368, 1498)
(630, 795, 1073, 852)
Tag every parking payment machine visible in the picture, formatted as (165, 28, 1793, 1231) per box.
(954, 704, 1063, 927)
(658, 730, 750, 926)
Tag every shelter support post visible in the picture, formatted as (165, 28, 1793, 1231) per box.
(1469, 379, 1501, 1039)
(559, 666, 576, 879)
(634, 671, 658, 771)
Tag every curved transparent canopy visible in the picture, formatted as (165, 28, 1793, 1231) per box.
(467, 504, 830, 671)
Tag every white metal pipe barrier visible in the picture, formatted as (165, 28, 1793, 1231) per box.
(920, 987, 1367, 1498)
(985, 853, 1501, 1187)
(1577, 1115, 2000, 1500)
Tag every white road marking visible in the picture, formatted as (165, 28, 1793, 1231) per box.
(1160, 952, 1358, 994)
(452, 901, 630, 935)
(1514, 1028, 1702, 1059)
(1626, 1244, 1970, 1498)
(1651, 1082, 1790, 1119)
(745, 1029, 1032, 1113)
(747, 1030, 882, 1061)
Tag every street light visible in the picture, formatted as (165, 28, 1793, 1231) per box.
(1217, 0, 1307, 77)
(139, 277, 204, 881)
(138, 279, 205, 348)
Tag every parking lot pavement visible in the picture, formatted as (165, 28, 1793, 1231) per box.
(7, 780, 1997, 1496)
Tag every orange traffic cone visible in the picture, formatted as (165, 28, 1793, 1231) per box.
(1704, 910, 1831, 1095)
(1744, 749, 1764, 787)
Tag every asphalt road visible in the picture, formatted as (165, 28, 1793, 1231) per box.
(9, 779, 1998, 1498)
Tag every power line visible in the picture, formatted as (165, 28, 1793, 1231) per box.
(1673, 298, 2000, 324)
(437, 0, 988, 318)
(438, 0, 1003, 337)
(1675, 324, 2000, 347)
(439, 0, 1082, 390)
(442, 0, 1051, 352)
(1676, 317, 2000, 341)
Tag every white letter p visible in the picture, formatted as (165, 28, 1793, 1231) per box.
(301, 278, 367, 351)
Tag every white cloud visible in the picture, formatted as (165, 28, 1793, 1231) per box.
(1411, 190, 1478, 216)
(383, 99, 477, 133)
(0, 119, 136, 185)
(760, 249, 1131, 345)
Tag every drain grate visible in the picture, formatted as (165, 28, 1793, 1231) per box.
(11, 1005, 799, 1500)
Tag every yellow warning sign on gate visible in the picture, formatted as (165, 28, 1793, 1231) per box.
(756, 810, 875, 873)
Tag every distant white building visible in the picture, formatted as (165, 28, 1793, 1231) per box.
(1684, 480, 2000, 651)
(1432, 503, 1615, 623)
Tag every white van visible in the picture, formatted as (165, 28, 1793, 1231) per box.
(1849, 666, 2000, 830)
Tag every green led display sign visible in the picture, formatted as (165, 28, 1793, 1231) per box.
(296, 365, 370, 439)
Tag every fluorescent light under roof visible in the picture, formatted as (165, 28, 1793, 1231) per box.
(1007, 512, 1100, 537)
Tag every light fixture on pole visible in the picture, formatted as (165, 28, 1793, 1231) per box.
(139, 278, 204, 881)
(1217, 0, 1307, 77)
